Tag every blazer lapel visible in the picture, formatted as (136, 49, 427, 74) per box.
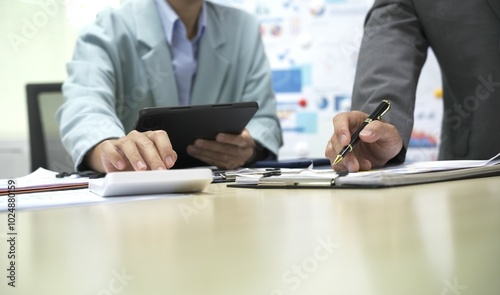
(191, 4, 230, 105)
(134, 0, 178, 107)
(487, 0, 500, 19)
(141, 46, 179, 107)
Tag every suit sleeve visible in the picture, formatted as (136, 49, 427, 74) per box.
(56, 9, 126, 171)
(352, 0, 429, 155)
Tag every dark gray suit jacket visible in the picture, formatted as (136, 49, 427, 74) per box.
(352, 0, 500, 160)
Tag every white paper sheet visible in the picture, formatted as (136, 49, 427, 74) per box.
(0, 188, 189, 212)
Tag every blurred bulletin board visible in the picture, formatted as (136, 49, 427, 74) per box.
(213, 0, 443, 161)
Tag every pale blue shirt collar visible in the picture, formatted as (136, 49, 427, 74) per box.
(155, 0, 206, 45)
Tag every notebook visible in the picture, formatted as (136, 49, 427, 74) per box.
(0, 168, 89, 195)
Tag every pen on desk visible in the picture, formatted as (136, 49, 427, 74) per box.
(333, 100, 391, 165)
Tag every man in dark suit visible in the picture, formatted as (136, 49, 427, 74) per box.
(326, 0, 500, 171)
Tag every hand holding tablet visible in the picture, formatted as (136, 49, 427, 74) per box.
(134, 101, 259, 169)
(186, 128, 257, 170)
(86, 101, 258, 172)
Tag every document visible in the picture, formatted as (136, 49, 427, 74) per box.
(0, 168, 88, 195)
(0, 188, 185, 212)
(0, 168, 212, 211)
(228, 153, 500, 188)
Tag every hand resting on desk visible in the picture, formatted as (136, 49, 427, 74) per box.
(325, 111, 403, 172)
(85, 129, 258, 172)
(85, 130, 178, 173)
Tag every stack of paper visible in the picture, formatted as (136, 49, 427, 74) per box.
(228, 153, 500, 188)
(0, 168, 88, 195)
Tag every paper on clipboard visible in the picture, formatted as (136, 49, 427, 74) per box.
(229, 153, 500, 188)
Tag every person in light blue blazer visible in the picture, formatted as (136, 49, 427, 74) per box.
(57, 0, 283, 172)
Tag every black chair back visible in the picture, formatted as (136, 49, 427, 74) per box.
(26, 83, 74, 172)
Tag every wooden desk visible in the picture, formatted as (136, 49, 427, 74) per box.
(1, 177, 499, 295)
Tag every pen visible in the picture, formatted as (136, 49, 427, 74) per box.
(333, 100, 391, 165)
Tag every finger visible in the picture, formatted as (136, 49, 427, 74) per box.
(332, 113, 353, 147)
(189, 142, 249, 167)
(129, 131, 171, 170)
(325, 141, 336, 160)
(192, 139, 224, 153)
(332, 111, 367, 146)
(146, 130, 177, 169)
(187, 146, 221, 166)
(331, 111, 382, 172)
(327, 112, 361, 168)
(358, 120, 386, 143)
(135, 140, 166, 170)
(332, 151, 362, 172)
(325, 140, 343, 166)
(98, 140, 128, 172)
(332, 161, 348, 171)
(101, 150, 134, 172)
(216, 129, 255, 148)
(341, 152, 361, 172)
(207, 139, 254, 161)
(358, 158, 373, 171)
(214, 130, 255, 164)
(358, 121, 403, 168)
(191, 139, 239, 157)
(116, 132, 148, 171)
(359, 120, 402, 148)
(190, 129, 256, 169)
(326, 142, 359, 171)
(186, 145, 222, 167)
(187, 141, 253, 169)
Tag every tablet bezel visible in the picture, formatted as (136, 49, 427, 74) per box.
(134, 101, 259, 169)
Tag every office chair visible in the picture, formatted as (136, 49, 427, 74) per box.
(26, 83, 74, 173)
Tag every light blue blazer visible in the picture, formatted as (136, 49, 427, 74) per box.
(57, 0, 283, 170)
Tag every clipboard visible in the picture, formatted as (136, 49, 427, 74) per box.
(227, 155, 500, 189)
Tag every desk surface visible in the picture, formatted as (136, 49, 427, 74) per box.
(1, 177, 500, 295)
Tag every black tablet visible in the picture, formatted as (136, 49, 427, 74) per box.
(134, 101, 259, 169)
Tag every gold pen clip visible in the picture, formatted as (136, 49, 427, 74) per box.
(376, 100, 391, 120)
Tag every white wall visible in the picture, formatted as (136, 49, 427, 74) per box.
(1, 1, 75, 140)
(0, 0, 121, 177)
(0, 0, 124, 140)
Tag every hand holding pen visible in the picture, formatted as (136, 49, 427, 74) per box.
(325, 100, 404, 172)
(333, 100, 391, 164)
